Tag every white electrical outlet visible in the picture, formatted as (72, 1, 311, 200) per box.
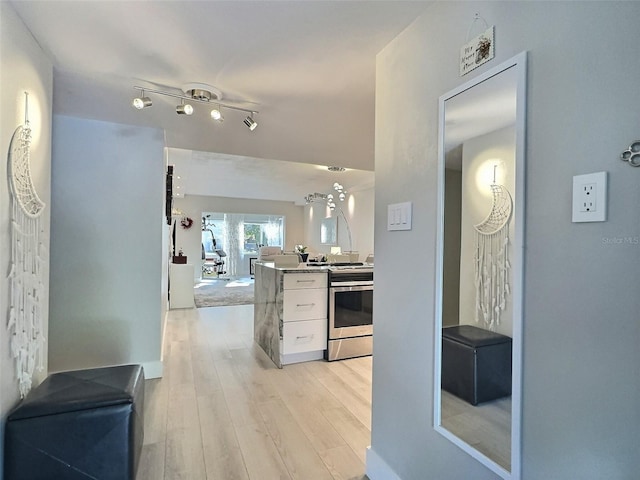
(579, 183, 596, 212)
(572, 172, 607, 222)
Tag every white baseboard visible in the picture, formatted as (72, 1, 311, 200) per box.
(366, 446, 403, 480)
(281, 350, 324, 365)
(141, 360, 163, 379)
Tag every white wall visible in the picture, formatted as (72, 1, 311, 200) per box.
(0, 4, 53, 477)
(304, 185, 375, 260)
(459, 126, 515, 337)
(49, 116, 165, 378)
(174, 194, 305, 279)
(372, 2, 640, 479)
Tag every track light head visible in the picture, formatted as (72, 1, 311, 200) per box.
(176, 102, 193, 115)
(132, 96, 152, 109)
(211, 108, 223, 121)
(244, 114, 258, 131)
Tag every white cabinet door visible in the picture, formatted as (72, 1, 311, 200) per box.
(283, 289, 327, 322)
(282, 319, 327, 354)
(283, 272, 328, 290)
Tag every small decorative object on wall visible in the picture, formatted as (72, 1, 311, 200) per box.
(620, 140, 640, 167)
(7, 92, 47, 397)
(473, 166, 512, 331)
(180, 216, 194, 229)
(460, 13, 495, 76)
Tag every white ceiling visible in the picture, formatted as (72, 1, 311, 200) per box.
(169, 148, 374, 205)
(11, 0, 431, 202)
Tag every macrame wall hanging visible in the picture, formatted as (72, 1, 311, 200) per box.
(7, 92, 47, 397)
(473, 166, 512, 331)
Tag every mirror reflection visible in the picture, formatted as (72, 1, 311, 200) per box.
(436, 54, 525, 478)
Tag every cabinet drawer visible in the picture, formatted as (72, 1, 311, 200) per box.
(283, 289, 327, 321)
(282, 319, 327, 355)
(283, 273, 328, 290)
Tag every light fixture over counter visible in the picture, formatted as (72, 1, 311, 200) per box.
(132, 82, 259, 131)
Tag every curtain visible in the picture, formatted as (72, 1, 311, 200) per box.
(223, 214, 244, 276)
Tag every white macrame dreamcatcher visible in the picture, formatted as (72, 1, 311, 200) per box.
(7, 92, 47, 397)
(473, 167, 512, 331)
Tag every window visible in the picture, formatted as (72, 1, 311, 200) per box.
(202, 217, 224, 259)
(201, 212, 284, 277)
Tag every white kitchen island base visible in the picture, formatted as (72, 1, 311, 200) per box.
(254, 262, 328, 368)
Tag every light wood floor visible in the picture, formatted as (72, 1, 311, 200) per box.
(441, 390, 511, 470)
(137, 304, 371, 480)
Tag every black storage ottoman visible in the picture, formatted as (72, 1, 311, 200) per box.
(442, 325, 512, 405)
(4, 364, 144, 480)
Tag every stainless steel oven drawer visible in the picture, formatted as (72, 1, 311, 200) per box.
(326, 335, 373, 361)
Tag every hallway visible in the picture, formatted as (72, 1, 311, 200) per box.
(137, 305, 371, 480)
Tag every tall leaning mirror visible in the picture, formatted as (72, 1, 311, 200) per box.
(434, 52, 527, 479)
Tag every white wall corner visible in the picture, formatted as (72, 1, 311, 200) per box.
(366, 446, 403, 480)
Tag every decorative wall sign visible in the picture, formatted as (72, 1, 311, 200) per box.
(460, 25, 495, 76)
(7, 92, 47, 397)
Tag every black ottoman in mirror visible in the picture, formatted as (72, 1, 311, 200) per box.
(442, 325, 511, 406)
(4, 364, 144, 480)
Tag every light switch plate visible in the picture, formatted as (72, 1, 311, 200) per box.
(388, 202, 412, 231)
(572, 171, 607, 222)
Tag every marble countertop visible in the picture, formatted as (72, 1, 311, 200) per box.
(256, 262, 331, 273)
(256, 262, 374, 273)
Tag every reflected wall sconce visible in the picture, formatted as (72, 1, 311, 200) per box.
(132, 82, 259, 131)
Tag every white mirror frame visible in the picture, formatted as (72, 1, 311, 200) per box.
(433, 51, 527, 479)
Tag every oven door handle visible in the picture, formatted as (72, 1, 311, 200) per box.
(330, 284, 373, 292)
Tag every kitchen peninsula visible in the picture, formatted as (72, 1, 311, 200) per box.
(254, 262, 329, 368)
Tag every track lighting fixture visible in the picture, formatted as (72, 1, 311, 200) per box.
(132, 83, 260, 131)
(176, 100, 193, 115)
(244, 114, 258, 131)
(132, 90, 152, 109)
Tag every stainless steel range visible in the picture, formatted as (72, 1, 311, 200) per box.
(326, 266, 373, 361)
